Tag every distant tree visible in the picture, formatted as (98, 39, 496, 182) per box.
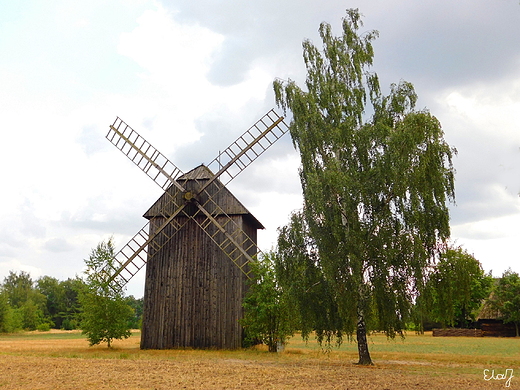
(36, 276, 66, 329)
(2, 271, 49, 330)
(61, 277, 85, 330)
(489, 269, 520, 337)
(125, 296, 144, 329)
(418, 247, 493, 329)
(19, 299, 50, 331)
(0, 292, 11, 333)
(2, 271, 42, 308)
(241, 252, 297, 352)
(79, 238, 134, 347)
(35, 276, 85, 330)
(273, 9, 455, 364)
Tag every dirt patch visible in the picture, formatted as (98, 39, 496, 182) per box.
(0, 354, 503, 390)
(0, 332, 514, 389)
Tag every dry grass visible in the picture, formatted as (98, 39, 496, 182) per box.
(0, 331, 518, 389)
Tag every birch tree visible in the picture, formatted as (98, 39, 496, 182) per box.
(273, 9, 455, 365)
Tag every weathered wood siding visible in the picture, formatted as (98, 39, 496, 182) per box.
(480, 321, 517, 337)
(140, 214, 256, 349)
(432, 328, 483, 337)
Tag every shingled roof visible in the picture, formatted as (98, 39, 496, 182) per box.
(143, 164, 264, 229)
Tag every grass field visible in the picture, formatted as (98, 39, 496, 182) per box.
(0, 330, 518, 389)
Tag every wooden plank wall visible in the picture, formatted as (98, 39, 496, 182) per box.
(480, 322, 517, 337)
(432, 324, 517, 337)
(140, 214, 255, 349)
(432, 328, 483, 337)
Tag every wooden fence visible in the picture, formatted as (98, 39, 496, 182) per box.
(432, 328, 483, 337)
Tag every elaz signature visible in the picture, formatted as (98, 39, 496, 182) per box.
(483, 369, 514, 387)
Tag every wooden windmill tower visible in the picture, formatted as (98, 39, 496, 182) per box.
(103, 109, 288, 349)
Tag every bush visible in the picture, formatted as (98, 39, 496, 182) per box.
(61, 317, 79, 330)
(7, 308, 24, 332)
(37, 322, 51, 332)
(241, 252, 296, 352)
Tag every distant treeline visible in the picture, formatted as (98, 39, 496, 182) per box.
(0, 271, 142, 332)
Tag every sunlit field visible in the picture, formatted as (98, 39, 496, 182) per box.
(0, 330, 518, 389)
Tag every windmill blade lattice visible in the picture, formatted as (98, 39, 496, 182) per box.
(191, 109, 288, 276)
(104, 119, 191, 288)
(107, 117, 186, 192)
(103, 197, 191, 290)
(205, 109, 288, 190)
(193, 191, 258, 278)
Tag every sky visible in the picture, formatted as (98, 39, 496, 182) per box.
(1, 0, 519, 298)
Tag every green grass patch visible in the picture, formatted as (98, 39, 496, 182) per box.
(0, 331, 86, 340)
(284, 331, 520, 366)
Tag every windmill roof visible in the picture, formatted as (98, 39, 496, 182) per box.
(143, 164, 264, 229)
(476, 290, 503, 320)
(177, 164, 215, 181)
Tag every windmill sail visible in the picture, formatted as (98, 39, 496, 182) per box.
(103, 199, 191, 290)
(107, 117, 185, 191)
(204, 109, 288, 190)
(104, 119, 192, 288)
(193, 202, 256, 277)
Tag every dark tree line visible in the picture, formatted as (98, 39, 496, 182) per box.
(0, 270, 142, 333)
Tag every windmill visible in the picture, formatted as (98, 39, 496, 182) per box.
(103, 109, 288, 349)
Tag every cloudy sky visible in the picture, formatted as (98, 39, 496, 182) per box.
(1, 0, 519, 297)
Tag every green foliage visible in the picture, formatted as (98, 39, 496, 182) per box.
(19, 299, 48, 330)
(6, 307, 23, 332)
(241, 252, 296, 352)
(0, 269, 120, 333)
(273, 9, 455, 364)
(1, 271, 49, 330)
(416, 247, 492, 329)
(59, 277, 86, 330)
(0, 292, 11, 332)
(79, 238, 134, 348)
(36, 322, 52, 332)
(2, 271, 36, 308)
(36, 276, 66, 329)
(0, 272, 98, 333)
(125, 296, 144, 329)
(489, 269, 520, 337)
(276, 211, 343, 346)
(2, 271, 47, 311)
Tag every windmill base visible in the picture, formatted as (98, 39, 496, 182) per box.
(140, 215, 254, 349)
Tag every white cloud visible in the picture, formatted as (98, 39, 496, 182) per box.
(0, 260, 44, 281)
(1, 0, 520, 297)
(452, 212, 520, 276)
(435, 70, 520, 275)
(114, 5, 277, 159)
(43, 238, 74, 253)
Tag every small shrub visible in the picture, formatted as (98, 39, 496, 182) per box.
(37, 322, 51, 332)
